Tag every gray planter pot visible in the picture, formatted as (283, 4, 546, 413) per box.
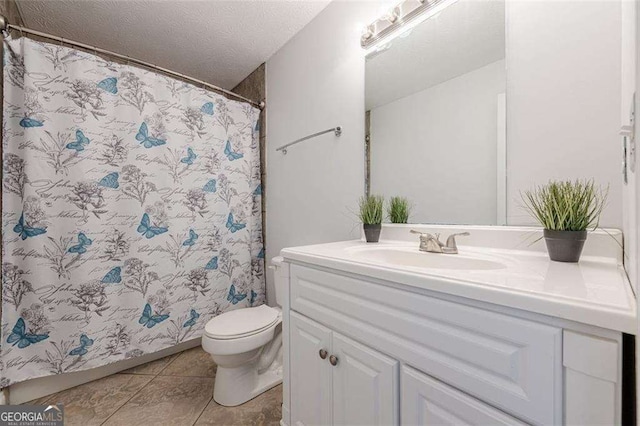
(543, 229, 587, 263)
(363, 224, 382, 243)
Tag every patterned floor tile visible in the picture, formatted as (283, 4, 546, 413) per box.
(23, 348, 282, 426)
(103, 375, 214, 426)
(159, 347, 216, 378)
(195, 384, 282, 426)
(120, 354, 179, 376)
(25, 394, 54, 406)
(32, 373, 152, 426)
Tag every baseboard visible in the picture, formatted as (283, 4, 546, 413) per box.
(281, 405, 290, 426)
(6, 338, 201, 405)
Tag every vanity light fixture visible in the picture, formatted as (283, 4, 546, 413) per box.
(361, 0, 459, 50)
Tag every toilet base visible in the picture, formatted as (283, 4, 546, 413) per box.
(213, 349, 283, 407)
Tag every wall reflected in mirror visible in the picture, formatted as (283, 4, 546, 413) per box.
(365, 0, 506, 225)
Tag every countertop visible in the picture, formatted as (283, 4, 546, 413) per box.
(281, 239, 637, 334)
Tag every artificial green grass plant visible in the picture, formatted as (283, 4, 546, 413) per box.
(388, 196, 411, 223)
(521, 180, 608, 231)
(359, 195, 384, 225)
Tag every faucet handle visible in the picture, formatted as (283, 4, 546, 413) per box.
(411, 230, 441, 252)
(445, 232, 470, 252)
(410, 230, 439, 242)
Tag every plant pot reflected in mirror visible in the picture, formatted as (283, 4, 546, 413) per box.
(363, 224, 382, 243)
(543, 229, 587, 263)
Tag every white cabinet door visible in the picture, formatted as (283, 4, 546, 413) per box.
(332, 333, 399, 425)
(290, 312, 333, 426)
(401, 366, 526, 426)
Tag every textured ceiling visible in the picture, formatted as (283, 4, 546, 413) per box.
(16, 0, 331, 89)
(366, 0, 505, 110)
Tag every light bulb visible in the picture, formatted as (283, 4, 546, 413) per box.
(385, 8, 400, 23)
(361, 25, 374, 40)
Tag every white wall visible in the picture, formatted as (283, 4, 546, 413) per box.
(506, 0, 622, 227)
(265, 1, 379, 302)
(370, 60, 505, 225)
(265, 0, 625, 299)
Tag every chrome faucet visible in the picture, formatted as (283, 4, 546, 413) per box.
(410, 230, 470, 254)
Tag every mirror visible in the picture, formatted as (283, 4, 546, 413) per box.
(365, 0, 506, 225)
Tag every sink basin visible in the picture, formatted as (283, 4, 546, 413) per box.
(348, 247, 506, 271)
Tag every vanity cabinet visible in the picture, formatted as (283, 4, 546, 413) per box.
(284, 261, 627, 426)
(290, 311, 398, 425)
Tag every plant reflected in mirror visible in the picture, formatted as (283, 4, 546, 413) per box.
(388, 196, 411, 223)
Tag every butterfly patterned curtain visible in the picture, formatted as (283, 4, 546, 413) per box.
(0, 36, 264, 386)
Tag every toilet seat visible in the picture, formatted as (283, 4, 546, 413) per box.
(205, 305, 280, 340)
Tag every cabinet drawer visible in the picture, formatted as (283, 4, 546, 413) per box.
(401, 366, 526, 425)
(290, 264, 561, 425)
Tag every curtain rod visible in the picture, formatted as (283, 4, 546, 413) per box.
(0, 15, 265, 110)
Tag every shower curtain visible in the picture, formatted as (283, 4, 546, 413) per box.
(0, 36, 264, 386)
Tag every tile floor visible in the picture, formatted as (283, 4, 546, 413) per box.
(28, 347, 283, 426)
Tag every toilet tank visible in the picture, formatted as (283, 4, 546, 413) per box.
(271, 256, 286, 307)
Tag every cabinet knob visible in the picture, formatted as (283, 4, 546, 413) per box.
(329, 355, 338, 366)
(319, 349, 328, 359)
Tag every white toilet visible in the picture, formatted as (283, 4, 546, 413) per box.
(202, 257, 285, 407)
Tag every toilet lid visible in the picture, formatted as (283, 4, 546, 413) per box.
(205, 305, 280, 339)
